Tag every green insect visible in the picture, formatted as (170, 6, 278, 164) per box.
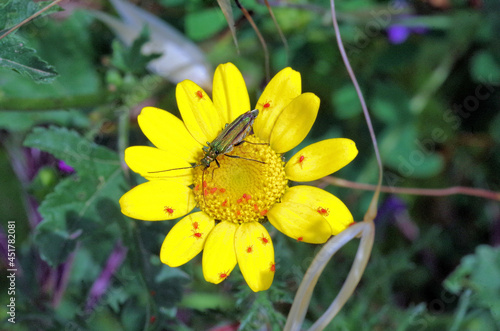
(149, 109, 264, 175)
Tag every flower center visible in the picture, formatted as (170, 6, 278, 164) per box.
(193, 135, 288, 223)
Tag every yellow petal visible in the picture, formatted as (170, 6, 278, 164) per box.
(176, 80, 223, 145)
(213, 63, 251, 124)
(138, 107, 201, 163)
(254, 67, 302, 142)
(125, 146, 193, 185)
(202, 221, 238, 284)
(267, 202, 332, 243)
(270, 93, 320, 153)
(235, 222, 275, 292)
(119, 181, 196, 221)
(282, 186, 353, 235)
(160, 212, 215, 267)
(285, 138, 358, 182)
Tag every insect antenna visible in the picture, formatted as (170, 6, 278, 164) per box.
(147, 164, 202, 174)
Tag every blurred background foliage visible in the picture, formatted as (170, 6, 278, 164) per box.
(1, 0, 500, 330)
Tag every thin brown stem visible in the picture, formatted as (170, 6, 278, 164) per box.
(322, 176, 500, 201)
(0, 0, 63, 41)
(262, 0, 289, 64)
(235, 0, 270, 80)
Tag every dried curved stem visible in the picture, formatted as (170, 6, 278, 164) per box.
(284, 222, 375, 331)
(262, 0, 289, 64)
(322, 176, 500, 201)
(285, 0, 382, 329)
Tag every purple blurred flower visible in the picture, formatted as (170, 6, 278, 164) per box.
(387, 24, 427, 44)
(85, 242, 128, 313)
(58, 160, 75, 174)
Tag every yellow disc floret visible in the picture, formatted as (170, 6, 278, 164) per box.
(193, 135, 288, 223)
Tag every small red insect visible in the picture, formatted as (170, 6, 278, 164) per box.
(195, 90, 204, 100)
(270, 262, 276, 272)
(192, 231, 203, 239)
(260, 99, 272, 110)
(219, 271, 229, 279)
(259, 234, 269, 245)
(192, 222, 199, 230)
(317, 207, 330, 216)
(246, 245, 253, 253)
(296, 155, 306, 169)
(297, 237, 303, 242)
(164, 206, 174, 215)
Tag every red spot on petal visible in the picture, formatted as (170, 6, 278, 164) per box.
(192, 231, 203, 239)
(164, 206, 174, 215)
(297, 237, 303, 242)
(270, 262, 276, 272)
(317, 207, 330, 216)
(260, 99, 272, 110)
(219, 271, 229, 279)
(296, 155, 306, 169)
(259, 234, 269, 245)
(246, 245, 253, 253)
(260, 210, 268, 216)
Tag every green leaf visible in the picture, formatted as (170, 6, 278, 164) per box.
(331, 84, 362, 119)
(470, 50, 500, 84)
(186, 7, 229, 41)
(0, 11, 103, 110)
(370, 82, 411, 124)
(111, 26, 161, 75)
(0, 109, 89, 132)
(23, 127, 127, 266)
(444, 245, 500, 324)
(0, 0, 62, 31)
(0, 35, 58, 83)
(379, 124, 444, 178)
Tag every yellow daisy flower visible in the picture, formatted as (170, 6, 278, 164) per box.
(119, 63, 358, 292)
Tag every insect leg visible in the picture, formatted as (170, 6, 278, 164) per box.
(234, 140, 268, 146)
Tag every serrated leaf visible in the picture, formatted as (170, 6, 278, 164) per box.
(444, 245, 500, 324)
(24, 126, 119, 176)
(24, 127, 128, 266)
(0, 0, 61, 31)
(0, 11, 102, 110)
(0, 35, 58, 83)
(111, 25, 161, 74)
